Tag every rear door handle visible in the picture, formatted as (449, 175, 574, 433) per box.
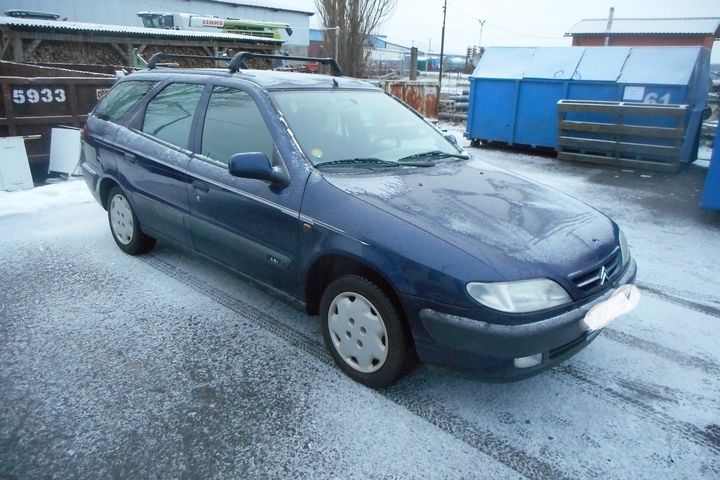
(121, 152, 137, 164)
(192, 180, 210, 192)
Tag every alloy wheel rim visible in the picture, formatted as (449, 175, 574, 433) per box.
(110, 194, 134, 245)
(328, 291, 388, 373)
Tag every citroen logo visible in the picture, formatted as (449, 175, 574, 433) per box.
(599, 265, 609, 286)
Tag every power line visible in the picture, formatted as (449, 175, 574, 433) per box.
(446, 2, 480, 21)
(446, 1, 561, 41)
(485, 23, 560, 40)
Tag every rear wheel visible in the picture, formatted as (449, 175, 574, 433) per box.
(107, 186, 155, 255)
(320, 274, 415, 388)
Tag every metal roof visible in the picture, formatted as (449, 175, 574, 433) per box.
(0, 15, 282, 44)
(565, 17, 720, 37)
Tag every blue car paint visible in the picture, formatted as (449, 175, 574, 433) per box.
(81, 68, 636, 380)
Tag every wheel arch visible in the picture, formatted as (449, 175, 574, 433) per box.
(305, 253, 407, 322)
(98, 177, 121, 210)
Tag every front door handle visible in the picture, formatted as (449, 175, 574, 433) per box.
(192, 180, 210, 193)
(121, 152, 137, 164)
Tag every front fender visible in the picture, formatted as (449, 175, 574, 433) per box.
(299, 175, 493, 308)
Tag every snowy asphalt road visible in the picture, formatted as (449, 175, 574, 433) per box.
(2, 153, 720, 478)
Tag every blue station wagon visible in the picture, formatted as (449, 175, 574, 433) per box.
(81, 53, 638, 388)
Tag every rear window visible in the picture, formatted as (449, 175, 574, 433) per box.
(94, 81, 156, 123)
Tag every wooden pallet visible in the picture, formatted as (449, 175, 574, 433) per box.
(556, 100, 687, 172)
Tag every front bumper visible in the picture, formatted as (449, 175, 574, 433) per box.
(410, 258, 637, 380)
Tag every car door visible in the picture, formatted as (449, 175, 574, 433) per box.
(83, 80, 157, 193)
(186, 84, 305, 293)
(115, 81, 206, 246)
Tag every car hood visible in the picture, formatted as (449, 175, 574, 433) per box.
(323, 158, 617, 280)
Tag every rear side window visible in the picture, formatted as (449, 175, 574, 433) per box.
(94, 81, 156, 123)
(142, 83, 205, 149)
(201, 86, 274, 165)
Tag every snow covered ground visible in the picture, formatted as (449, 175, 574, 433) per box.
(0, 179, 93, 218)
(1, 146, 719, 478)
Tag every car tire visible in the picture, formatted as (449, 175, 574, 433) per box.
(320, 274, 416, 388)
(107, 186, 156, 255)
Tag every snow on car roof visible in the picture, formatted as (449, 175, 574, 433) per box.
(130, 67, 378, 91)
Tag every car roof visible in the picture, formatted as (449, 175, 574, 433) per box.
(128, 67, 380, 91)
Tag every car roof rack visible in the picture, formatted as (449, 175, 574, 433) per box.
(227, 52, 343, 76)
(146, 53, 233, 70)
(146, 51, 343, 77)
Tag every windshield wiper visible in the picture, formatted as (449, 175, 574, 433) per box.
(397, 150, 470, 164)
(315, 158, 400, 169)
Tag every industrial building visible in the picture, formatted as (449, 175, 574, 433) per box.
(0, 0, 314, 55)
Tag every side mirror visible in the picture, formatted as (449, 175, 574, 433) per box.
(228, 152, 289, 187)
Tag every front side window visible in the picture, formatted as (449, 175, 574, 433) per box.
(94, 81, 156, 123)
(201, 86, 274, 165)
(142, 83, 204, 149)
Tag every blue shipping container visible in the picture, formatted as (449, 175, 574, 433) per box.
(701, 139, 720, 210)
(466, 46, 711, 164)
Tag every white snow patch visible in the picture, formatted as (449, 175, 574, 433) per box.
(697, 145, 713, 161)
(0, 179, 93, 218)
(327, 175, 408, 199)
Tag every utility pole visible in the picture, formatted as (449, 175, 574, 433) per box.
(334, 26, 340, 62)
(474, 19, 486, 66)
(478, 19, 486, 48)
(438, 0, 447, 95)
(410, 46, 418, 80)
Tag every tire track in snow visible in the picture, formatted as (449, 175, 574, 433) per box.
(601, 329, 720, 378)
(141, 254, 572, 480)
(384, 380, 576, 480)
(555, 365, 720, 456)
(568, 361, 720, 410)
(142, 254, 720, 468)
(635, 282, 720, 320)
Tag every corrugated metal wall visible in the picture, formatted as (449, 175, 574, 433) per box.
(0, 0, 312, 50)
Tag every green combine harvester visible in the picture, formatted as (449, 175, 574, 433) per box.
(137, 11, 293, 40)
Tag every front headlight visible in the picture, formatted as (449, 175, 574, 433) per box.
(466, 278, 572, 313)
(619, 229, 630, 266)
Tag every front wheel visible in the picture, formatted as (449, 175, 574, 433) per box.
(320, 274, 416, 388)
(107, 186, 156, 255)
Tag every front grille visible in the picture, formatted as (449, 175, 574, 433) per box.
(570, 249, 622, 293)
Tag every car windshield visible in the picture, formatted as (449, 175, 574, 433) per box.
(272, 90, 464, 167)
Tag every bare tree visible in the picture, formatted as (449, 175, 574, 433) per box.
(315, 0, 397, 78)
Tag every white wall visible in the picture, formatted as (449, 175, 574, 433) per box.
(0, 0, 312, 47)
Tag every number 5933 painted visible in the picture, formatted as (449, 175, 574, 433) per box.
(11, 88, 66, 104)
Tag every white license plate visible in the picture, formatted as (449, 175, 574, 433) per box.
(580, 284, 641, 332)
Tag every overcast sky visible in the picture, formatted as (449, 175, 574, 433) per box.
(286, 0, 720, 62)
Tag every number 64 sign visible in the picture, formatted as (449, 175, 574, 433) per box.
(11, 87, 67, 104)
